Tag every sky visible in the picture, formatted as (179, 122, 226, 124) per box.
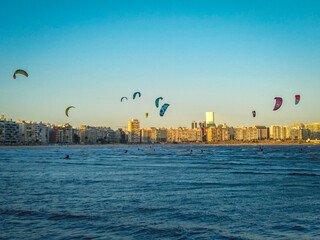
(0, 0, 319, 129)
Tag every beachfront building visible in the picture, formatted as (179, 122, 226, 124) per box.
(155, 128, 167, 143)
(304, 123, 320, 139)
(292, 123, 305, 128)
(244, 127, 259, 141)
(79, 125, 115, 144)
(233, 126, 246, 141)
(0, 117, 20, 145)
(166, 127, 202, 143)
(141, 128, 152, 143)
(206, 112, 215, 127)
(290, 126, 309, 140)
(95, 126, 114, 143)
(221, 124, 231, 141)
(16, 120, 51, 145)
(279, 126, 291, 140)
(232, 125, 267, 141)
(114, 128, 126, 143)
(128, 119, 140, 143)
(206, 126, 219, 142)
(269, 125, 281, 140)
(79, 125, 95, 144)
(141, 127, 167, 143)
(252, 125, 268, 140)
(206, 124, 231, 142)
(199, 121, 206, 128)
(49, 124, 75, 144)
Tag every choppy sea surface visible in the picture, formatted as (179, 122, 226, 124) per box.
(0, 145, 320, 240)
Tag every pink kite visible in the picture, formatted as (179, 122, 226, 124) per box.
(295, 95, 300, 105)
(273, 97, 283, 111)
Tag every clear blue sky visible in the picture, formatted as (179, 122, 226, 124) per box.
(1, 0, 319, 129)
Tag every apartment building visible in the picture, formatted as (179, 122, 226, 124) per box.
(0, 118, 20, 145)
(128, 119, 140, 143)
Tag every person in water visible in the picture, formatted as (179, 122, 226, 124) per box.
(259, 147, 263, 152)
(64, 154, 70, 159)
(124, 150, 128, 153)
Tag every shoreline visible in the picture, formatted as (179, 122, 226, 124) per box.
(0, 141, 318, 149)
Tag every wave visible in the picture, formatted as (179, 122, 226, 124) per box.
(232, 171, 274, 175)
(137, 207, 161, 213)
(0, 209, 41, 217)
(0, 208, 94, 221)
(132, 225, 185, 238)
(289, 172, 318, 176)
(211, 162, 252, 166)
(48, 213, 93, 220)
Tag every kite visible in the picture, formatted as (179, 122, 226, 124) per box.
(121, 97, 128, 102)
(252, 110, 256, 117)
(295, 95, 300, 105)
(13, 69, 28, 79)
(273, 97, 283, 111)
(155, 97, 163, 108)
(160, 103, 170, 117)
(145, 113, 149, 118)
(65, 106, 75, 117)
(133, 92, 141, 99)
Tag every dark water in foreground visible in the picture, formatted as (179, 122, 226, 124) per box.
(1, 145, 320, 240)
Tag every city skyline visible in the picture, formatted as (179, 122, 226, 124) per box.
(1, 114, 319, 146)
(1, 1, 320, 129)
(1, 113, 319, 130)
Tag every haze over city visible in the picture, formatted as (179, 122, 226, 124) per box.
(1, 0, 319, 129)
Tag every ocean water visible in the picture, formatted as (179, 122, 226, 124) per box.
(0, 145, 320, 240)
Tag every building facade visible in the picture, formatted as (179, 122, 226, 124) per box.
(79, 125, 115, 144)
(0, 118, 20, 145)
(206, 112, 215, 127)
(206, 124, 232, 142)
(128, 119, 140, 143)
(191, 121, 197, 129)
(167, 127, 202, 143)
(304, 123, 320, 139)
(16, 120, 51, 145)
